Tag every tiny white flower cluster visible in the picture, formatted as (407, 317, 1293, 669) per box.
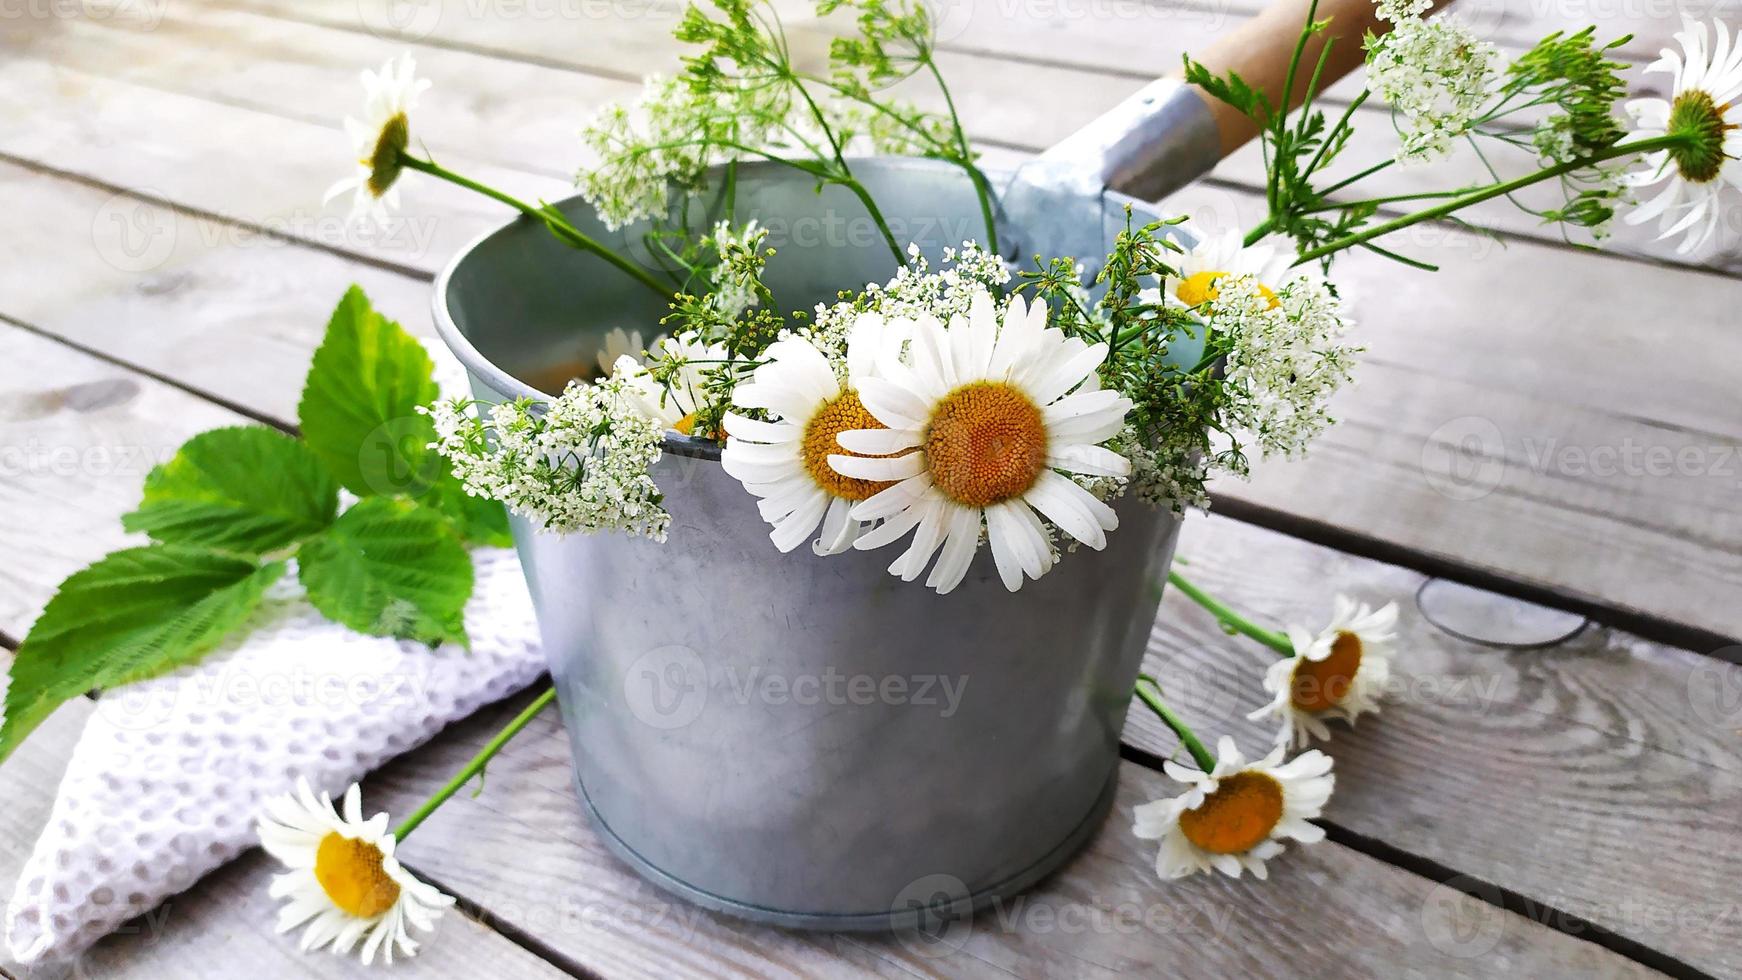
(1212, 275, 1358, 466)
(805, 241, 1011, 366)
(1115, 427, 1211, 514)
(1366, 0, 1498, 163)
(577, 75, 792, 230)
(424, 379, 671, 540)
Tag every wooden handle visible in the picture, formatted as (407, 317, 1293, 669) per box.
(1188, 0, 1392, 156)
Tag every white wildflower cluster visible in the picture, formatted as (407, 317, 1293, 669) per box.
(805, 241, 1010, 365)
(577, 75, 792, 230)
(1532, 116, 1578, 164)
(1212, 275, 1358, 464)
(1113, 427, 1212, 514)
(1365, 0, 1498, 163)
(424, 380, 671, 540)
(707, 219, 770, 321)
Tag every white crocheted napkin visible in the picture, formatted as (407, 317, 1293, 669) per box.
(4, 546, 545, 965)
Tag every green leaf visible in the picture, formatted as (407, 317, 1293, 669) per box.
(2, 547, 285, 763)
(297, 498, 473, 647)
(427, 471, 514, 547)
(298, 286, 445, 498)
(122, 426, 339, 556)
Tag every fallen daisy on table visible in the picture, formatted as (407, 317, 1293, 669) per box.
(1250, 595, 1401, 748)
(257, 779, 455, 965)
(1165, 572, 1402, 747)
(1132, 735, 1334, 881)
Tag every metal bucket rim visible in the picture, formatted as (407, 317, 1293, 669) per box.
(430, 156, 1154, 464)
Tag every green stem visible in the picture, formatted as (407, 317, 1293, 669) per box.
(399, 155, 669, 298)
(1167, 570, 1293, 656)
(1294, 133, 1688, 266)
(839, 177, 907, 266)
(924, 57, 999, 253)
(1134, 675, 1216, 772)
(1301, 90, 1369, 180)
(392, 685, 557, 841)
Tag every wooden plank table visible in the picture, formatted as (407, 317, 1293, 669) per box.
(2, 1, 1737, 976)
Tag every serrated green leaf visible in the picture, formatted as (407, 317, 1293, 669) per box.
(1, 547, 284, 763)
(122, 426, 339, 555)
(427, 471, 513, 547)
(298, 285, 446, 499)
(297, 498, 473, 647)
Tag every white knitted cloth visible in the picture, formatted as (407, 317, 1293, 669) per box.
(5, 547, 544, 965)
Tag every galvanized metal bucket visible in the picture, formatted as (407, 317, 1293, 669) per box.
(432, 154, 1199, 930)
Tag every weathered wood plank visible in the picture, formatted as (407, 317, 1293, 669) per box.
(0, 161, 433, 422)
(360, 689, 1660, 979)
(0, 62, 567, 277)
(0, 699, 573, 979)
(1127, 510, 1742, 977)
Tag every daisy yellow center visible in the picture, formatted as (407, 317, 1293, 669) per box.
(1176, 271, 1280, 310)
(923, 381, 1048, 508)
(314, 832, 400, 919)
(802, 389, 897, 501)
(1290, 630, 1363, 713)
(1177, 771, 1285, 855)
(1666, 90, 1733, 185)
(366, 112, 410, 198)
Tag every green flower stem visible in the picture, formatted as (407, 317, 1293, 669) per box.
(838, 177, 907, 266)
(924, 58, 999, 253)
(392, 684, 557, 841)
(1134, 675, 1216, 772)
(1293, 132, 1690, 266)
(1167, 570, 1293, 656)
(397, 155, 670, 298)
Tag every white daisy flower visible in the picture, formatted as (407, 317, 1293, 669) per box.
(720, 316, 908, 555)
(1132, 736, 1334, 881)
(612, 332, 731, 438)
(831, 290, 1134, 594)
(595, 327, 668, 377)
(1160, 226, 1297, 310)
(1621, 18, 1742, 255)
(325, 53, 431, 227)
(1249, 596, 1400, 748)
(257, 779, 454, 965)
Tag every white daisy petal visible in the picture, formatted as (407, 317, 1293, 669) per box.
(256, 781, 450, 964)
